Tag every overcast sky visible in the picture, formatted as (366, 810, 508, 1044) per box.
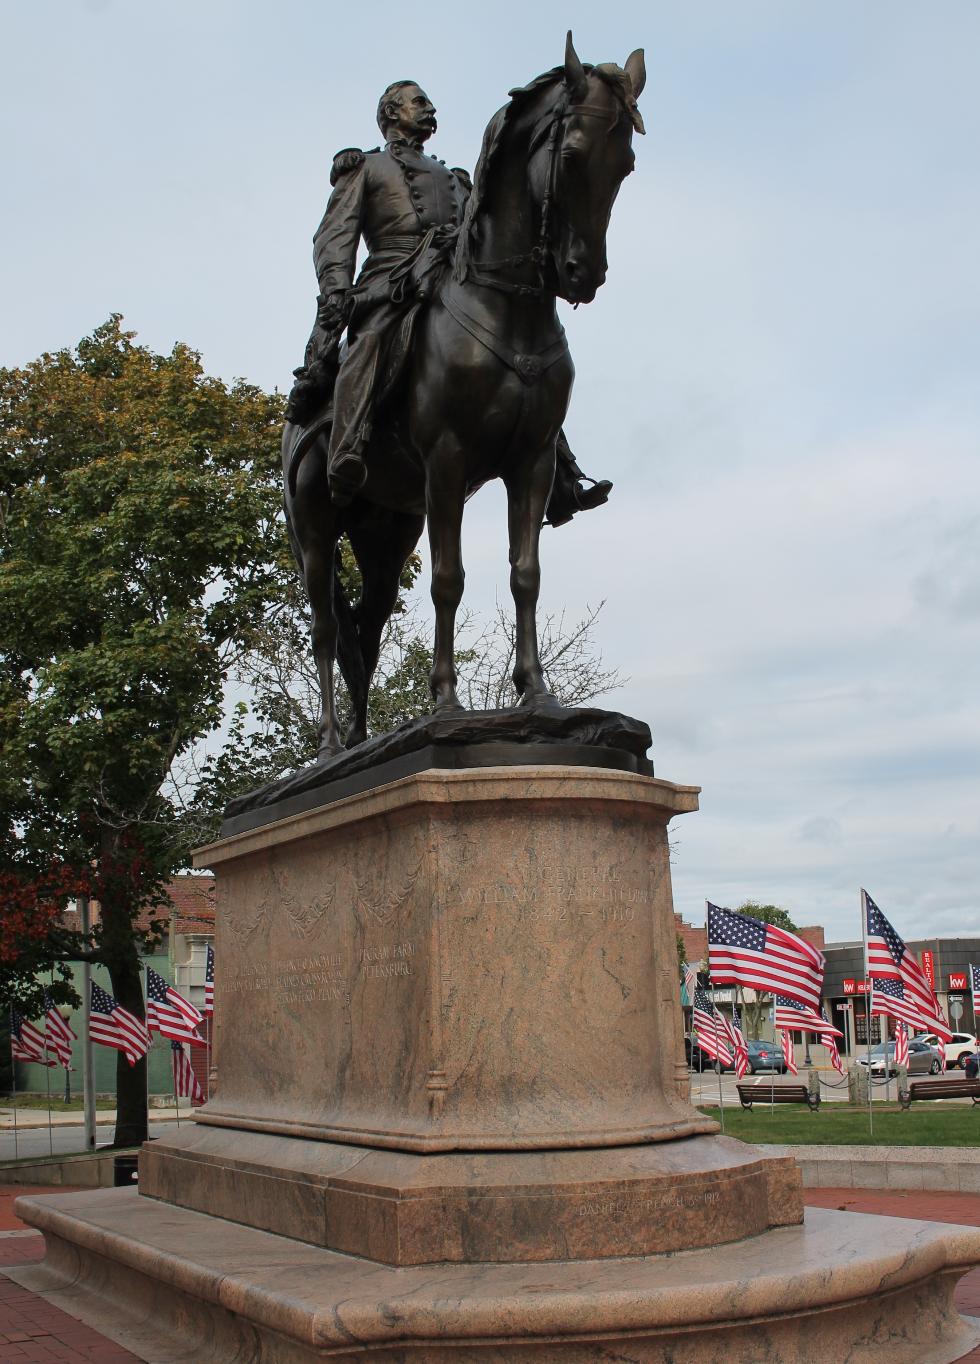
(4, 2, 979, 944)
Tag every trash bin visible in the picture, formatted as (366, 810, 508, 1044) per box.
(113, 1155, 139, 1187)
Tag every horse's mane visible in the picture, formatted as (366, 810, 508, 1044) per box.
(453, 63, 643, 284)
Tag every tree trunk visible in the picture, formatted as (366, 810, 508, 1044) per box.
(741, 991, 771, 1040)
(100, 827, 149, 1148)
(108, 955, 149, 1147)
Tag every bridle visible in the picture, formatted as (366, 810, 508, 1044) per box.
(464, 98, 625, 299)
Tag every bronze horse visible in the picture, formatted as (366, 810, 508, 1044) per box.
(283, 36, 645, 757)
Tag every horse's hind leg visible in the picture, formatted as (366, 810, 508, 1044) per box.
(286, 435, 345, 758)
(344, 508, 425, 747)
(504, 444, 557, 703)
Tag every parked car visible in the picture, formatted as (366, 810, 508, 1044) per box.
(857, 1040, 943, 1077)
(714, 1039, 788, 1075)
(914, 1031, 978, 1069)
(684, 1034, 716, 1072)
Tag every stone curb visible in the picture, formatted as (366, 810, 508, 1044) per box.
(758, 1143, 976, 1191)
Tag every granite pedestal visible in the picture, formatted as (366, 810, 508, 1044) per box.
(13, 760, 980, 1360)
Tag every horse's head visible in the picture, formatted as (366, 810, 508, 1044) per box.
(543, 33, 646, 305)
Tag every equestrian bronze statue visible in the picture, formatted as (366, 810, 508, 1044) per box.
(283, 33, 645, 757)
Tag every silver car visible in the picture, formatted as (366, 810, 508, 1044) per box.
(857, 1039, 943, 1077)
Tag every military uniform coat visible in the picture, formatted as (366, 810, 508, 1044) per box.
(313, 138, 468, 303)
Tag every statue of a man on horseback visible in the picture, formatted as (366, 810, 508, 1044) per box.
(282, 34, 644, 761)
(286, 73, 612, 527)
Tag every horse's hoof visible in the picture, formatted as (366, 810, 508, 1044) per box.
(432, 698, 465, 714)
(316, 740, 343, 763)
(344, 729, 367, 750)
(518, 691, 562, 713)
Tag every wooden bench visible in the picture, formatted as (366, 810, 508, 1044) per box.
(736, 1082, 819, 1111)
(898, 1077, 980, 1110)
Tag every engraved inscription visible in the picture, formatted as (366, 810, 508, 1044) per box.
(361, 939, 416, 981)
(576, 1190, 721, 1218)
(458, 867, 648, 924)
(228, 953, 350, 1006)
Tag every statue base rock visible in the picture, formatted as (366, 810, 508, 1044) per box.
(12, 762, 980, 1361)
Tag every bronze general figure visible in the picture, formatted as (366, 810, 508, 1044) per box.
(284, 34, 644, 757)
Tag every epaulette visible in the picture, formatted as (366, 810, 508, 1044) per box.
(330, 147, 365, 187)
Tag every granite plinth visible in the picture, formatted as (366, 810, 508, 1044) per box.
(140, 1125, 803, 1264)
(191, 767, 708, 1154)
(13, 1190, 980, 1363)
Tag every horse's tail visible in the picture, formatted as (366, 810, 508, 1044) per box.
(332, 546, 368, 723)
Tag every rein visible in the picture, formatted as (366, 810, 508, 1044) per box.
(465, 99, 618, 298)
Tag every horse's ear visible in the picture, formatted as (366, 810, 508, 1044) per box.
(564, 30, 588, 102)
(624, 48, 646, 99)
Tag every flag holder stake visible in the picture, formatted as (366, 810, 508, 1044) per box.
(861, 891, 873, 1137)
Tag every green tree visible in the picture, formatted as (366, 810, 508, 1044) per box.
(0, 317, 286, 1143)
(733, 902, 799, 1037)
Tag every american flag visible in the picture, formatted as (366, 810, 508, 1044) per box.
(204, 944, 215, 1016)
(707, 902, 824, 1010)
(971, 964, 980, 1021)
(894, 1021, 909, 1068)
(89, 982, 150, 1066)
(170, 1040, 204, 1103)
(145, 967, 205, 1047)
(773, 995, 842, 1037)
(863, 891, 952, 1042)
(43, 990, 76, 1069)
(725, 1006, 750, 1079)
(9, 1007, 49, 1064)
(821, 1007, 844, 1074)
(692, 985, 733, 1065)
(780, 1029, 798, 1075)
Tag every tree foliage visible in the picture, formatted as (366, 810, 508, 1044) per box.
(0, 317, 285, 1140)
(1, 316, 625, 1137)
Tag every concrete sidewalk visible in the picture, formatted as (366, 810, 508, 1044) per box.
(0, 1109, 185, 1131)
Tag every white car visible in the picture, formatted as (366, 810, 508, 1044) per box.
(914, 1031, 979, 1069)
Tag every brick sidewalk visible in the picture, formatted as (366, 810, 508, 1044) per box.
(0, 1188, 978, 1363)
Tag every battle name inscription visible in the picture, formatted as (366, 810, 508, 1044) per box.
(227, 940, 419, 1003)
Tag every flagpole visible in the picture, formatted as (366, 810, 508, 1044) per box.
(173, 1049, 181, 1129)
(711, 980, 725, 1133)
(861, 889, 873, 1137)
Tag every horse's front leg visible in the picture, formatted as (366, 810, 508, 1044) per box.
(425, 438, 467, 711)
(505, 444, 557, 704)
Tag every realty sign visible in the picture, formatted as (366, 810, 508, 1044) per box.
(949, 972, 968, 991)
(922, 950, 936, 989)
(843, 979, 870, 995)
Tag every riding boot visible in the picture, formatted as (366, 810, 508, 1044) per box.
(545, 429, 614, 528)
(326, 325, 385, 506)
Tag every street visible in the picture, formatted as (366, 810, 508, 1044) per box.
(0, 1120, 182, 1162)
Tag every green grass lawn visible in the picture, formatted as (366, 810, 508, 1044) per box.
(1, 1095, 116, 1112)
(700, 1103, 980, 1146)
